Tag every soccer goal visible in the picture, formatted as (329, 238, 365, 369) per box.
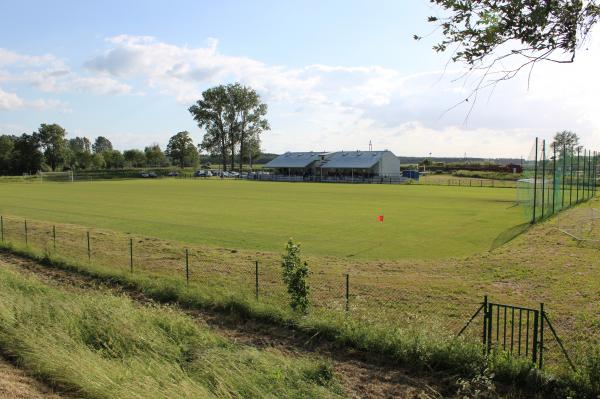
(556, 202, 600, 243)
(39, 170, 74, 183)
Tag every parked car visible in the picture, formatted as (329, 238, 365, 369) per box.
(229, 171, 240, 178)
(148, 172, 158, 178)
(194, 170, 212, 177)
(167, 171, 179, 177)
(140, 172, 150, 178)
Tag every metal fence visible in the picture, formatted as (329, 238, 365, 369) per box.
(417, 177, 518, 189)
(518, 138, 599, 224)
(0, 214, 587, 372)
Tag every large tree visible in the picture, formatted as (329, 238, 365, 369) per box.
(165, 131, 198, 168)
(243, 135, 262, 169)
(144, 144, 170, 167)
(37, 123, 68, 171)
(0, 135, 15, 174)
(551, 130, 581, 151)
(102, 150, 125, 169)
(68, 137, 93, 170)
(421, 1, 600, 101)
(123, 149, 147, 168)
(92, 136, 113, 154)
(11, 134, 43, 174)
(189, 85, 230, 171)
(189, 83, 269, 172)
(227, 83, 270, 173)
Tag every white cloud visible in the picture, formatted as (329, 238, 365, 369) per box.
(0, 87, 24, 110)
(0, 47, 133, 97)
(2, 35, 599, 156)
(0, 86, 68, 111)
(0, 48, 64, 68)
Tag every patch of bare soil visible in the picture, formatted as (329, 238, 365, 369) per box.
(0, 251, 454, 399)
(0, 359, 63, 399)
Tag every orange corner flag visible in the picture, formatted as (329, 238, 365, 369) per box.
(377, 215, 384, 222)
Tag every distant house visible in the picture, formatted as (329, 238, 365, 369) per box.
(265, 150, 400, 178)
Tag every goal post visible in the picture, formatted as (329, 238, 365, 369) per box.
(39, 170, 74, 183)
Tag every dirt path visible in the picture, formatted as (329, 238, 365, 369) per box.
(0, 359, 64, 399)
(0, 251, 455, 399)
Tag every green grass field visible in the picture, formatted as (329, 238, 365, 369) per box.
(0, 179, 524, 260)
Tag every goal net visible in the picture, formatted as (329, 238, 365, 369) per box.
(39, 171, 74, 183)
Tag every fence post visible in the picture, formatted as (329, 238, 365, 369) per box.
(129, 238, 133, 272)
(552, 146, 556, 215)
(570, 147, 574, 206)
(345, 273, 350, 312)
(185, 249, 189, 285)
(539, 303, 545, 369)
(541, 140, 546, 219)
(24, 219, 28, 246)
(588, 150, 593, 199)
(532, 138, 539, 223)
(593, 151, 598, 196)
(255, 261, 259, 301)
(562, 144, 566, 209)
(576, 148, 581, 203)
(52, 225, 56, 251)
(0, 216, 3, 242)
(482, 295, 488, 352)
(87, 231, 91, 262)
(582, 149, 588, 201)
(532, 309, 539, 365)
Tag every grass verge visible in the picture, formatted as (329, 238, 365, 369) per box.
(2, 242, 599, 398)
(0, 262, 343, 398)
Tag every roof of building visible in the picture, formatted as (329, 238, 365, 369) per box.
(321, 151, 391, 169)
(264, 152, 324, 168)
(265, 150, 397, 169)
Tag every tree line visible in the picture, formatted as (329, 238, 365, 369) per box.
(0, 124, 178, 175)
(0, 83, 270, 176)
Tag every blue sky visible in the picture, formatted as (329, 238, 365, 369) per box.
(1, 0, 599, 157)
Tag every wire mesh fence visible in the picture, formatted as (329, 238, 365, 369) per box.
(0, 215, 477, 326)
(417, 177, 518, 188)
(518, 137, 598, 224)
(0, 213, 589, 373)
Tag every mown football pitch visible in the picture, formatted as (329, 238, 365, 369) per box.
(0, 179, 525, 260)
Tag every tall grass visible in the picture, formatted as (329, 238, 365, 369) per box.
(2, 240, 599, 397)
(0, 264, 343, 398)
(1, 241, 570, 393)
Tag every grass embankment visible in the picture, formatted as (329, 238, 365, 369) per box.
(0, 179, 524, 260)
(3, 242, 600, 398)
(0, 264, 344, 398)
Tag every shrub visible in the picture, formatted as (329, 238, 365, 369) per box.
(281, 239, 310, 313)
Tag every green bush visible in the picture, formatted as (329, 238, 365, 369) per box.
(281, 239, 310, 312)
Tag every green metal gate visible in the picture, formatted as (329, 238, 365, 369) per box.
(459, 296, 575, 371)
(483, 297, 541, 366)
